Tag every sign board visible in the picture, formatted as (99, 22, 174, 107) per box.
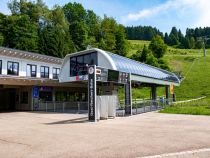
(32, 86, 39, 98)
(88, 65, 96, 121)
(95, 66, 129, 84)
(96, 67, 108, 82)
(119, 72, 129, 84)
(170, 84, 174, 94)
(39, 86, 53, 92)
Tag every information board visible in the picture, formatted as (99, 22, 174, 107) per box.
(88, 66, 96, 121)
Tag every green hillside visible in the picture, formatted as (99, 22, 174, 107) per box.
(128, 40, 210, 101)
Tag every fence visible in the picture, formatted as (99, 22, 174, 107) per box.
(33, 101, 88, 113)
(117, 98, 173, 116)
(34, 98, 173, 116)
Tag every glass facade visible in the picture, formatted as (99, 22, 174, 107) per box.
(40, 66, 49, 78)
(20, 91, 28, 104)
(107, 52, 179, 83)
(70, 52, 97, 76)
(7, 61, 19, 75)
(27, 64, 37, 77)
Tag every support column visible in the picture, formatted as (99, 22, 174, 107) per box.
(151, 85, 157, 101)
(165, 85, 169, 105)
(125, 73, 132, 115)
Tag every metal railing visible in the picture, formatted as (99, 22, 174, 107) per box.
(33, 101, 88, 113)
(33, 98, 172, 116)
(117, 98, 173, 116)
(131, 98, 172, 115)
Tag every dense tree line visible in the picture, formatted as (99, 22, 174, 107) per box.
(164, 27, 210, 49)
(0, 0, 128, 57)
(126, 26, 163, 40)
(126, 25, 210, 49)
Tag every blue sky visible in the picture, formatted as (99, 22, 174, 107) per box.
(1, 0, 210, 33)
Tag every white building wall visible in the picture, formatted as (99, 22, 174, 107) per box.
(59, 60, 70, 82)
(0, 55, 61, 79)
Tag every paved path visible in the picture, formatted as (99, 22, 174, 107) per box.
(0, 112, 210, 158)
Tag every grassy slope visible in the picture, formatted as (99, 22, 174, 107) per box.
(128, 40, 210, 98)
(128, 40, 210, 115)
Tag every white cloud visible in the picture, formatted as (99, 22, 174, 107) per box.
(121, 0, 210, 29)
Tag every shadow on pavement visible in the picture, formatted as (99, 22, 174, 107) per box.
(45, 117, 88, 125)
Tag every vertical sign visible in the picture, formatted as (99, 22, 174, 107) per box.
(88, 65, 96, 121)
(125, 73, 132, 115)
(170, 84, 174, 94)
(33, 86, 39, 98)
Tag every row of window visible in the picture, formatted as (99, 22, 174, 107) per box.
(0, 60, 60, 79)
(70, 52, 97, 76)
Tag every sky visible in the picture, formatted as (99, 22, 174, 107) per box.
(1, 0, 210, 34)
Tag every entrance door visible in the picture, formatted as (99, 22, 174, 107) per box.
(0, 88, 16, 111)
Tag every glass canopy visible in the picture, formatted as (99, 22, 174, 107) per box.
(107, 52, 180, 83)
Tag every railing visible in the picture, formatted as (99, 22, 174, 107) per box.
(117, 98, 173, 116)
(34, 98, 173, 116)
(131, 98, 172, 115)
(33, 101, 88, 113)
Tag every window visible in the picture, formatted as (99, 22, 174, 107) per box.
(39, 91, 52, 101)
(27, 64, 37, 77)
(7, 61, 19, 75)
(21, 92, 28, 104)
(70, 52, 97, 76)
(0, 60, 2, 74)
(55, 91, 67, 101)
(53, 68, 60, 79)
(40, 66, 49, 78)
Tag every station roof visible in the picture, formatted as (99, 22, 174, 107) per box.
(107, 52, 180, 85)
(0, 47, 63, 65)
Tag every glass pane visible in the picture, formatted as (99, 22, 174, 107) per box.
(41, 66, 44, 73)
(31, 71, 36, 77)
(70, 57, 76, 76)
(90, 52, 97, 65)
(77, 56, 83, 65)
(41, 72, 45, 78)
(26, 65, 31, 77)
(45, 67, 49, 73)
(8, 62, 12, 72)
(57, 69, 60, 74)
(84, 54, 91, 65)
(32, 65, 36, 71)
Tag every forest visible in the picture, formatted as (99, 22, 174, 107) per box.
(0, 0, 128, 58)
(126, 26, 210, 49)
(1, 0, 210, 72)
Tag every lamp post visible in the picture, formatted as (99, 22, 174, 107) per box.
(197, 36, 209, 57)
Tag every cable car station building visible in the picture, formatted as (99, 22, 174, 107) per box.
(0, 47, 180, 121)
(59, 48, 180, 121)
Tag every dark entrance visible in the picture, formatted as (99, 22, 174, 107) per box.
(0, 88, 17, 111)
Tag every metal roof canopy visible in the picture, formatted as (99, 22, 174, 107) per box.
(60, 48, 180, 86)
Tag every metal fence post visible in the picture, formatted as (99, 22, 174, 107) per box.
(46, 102, 47, 112)
(63, 102, 65, 113)
(54, 102, 56, 112)
(78, 102, 80, 114)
